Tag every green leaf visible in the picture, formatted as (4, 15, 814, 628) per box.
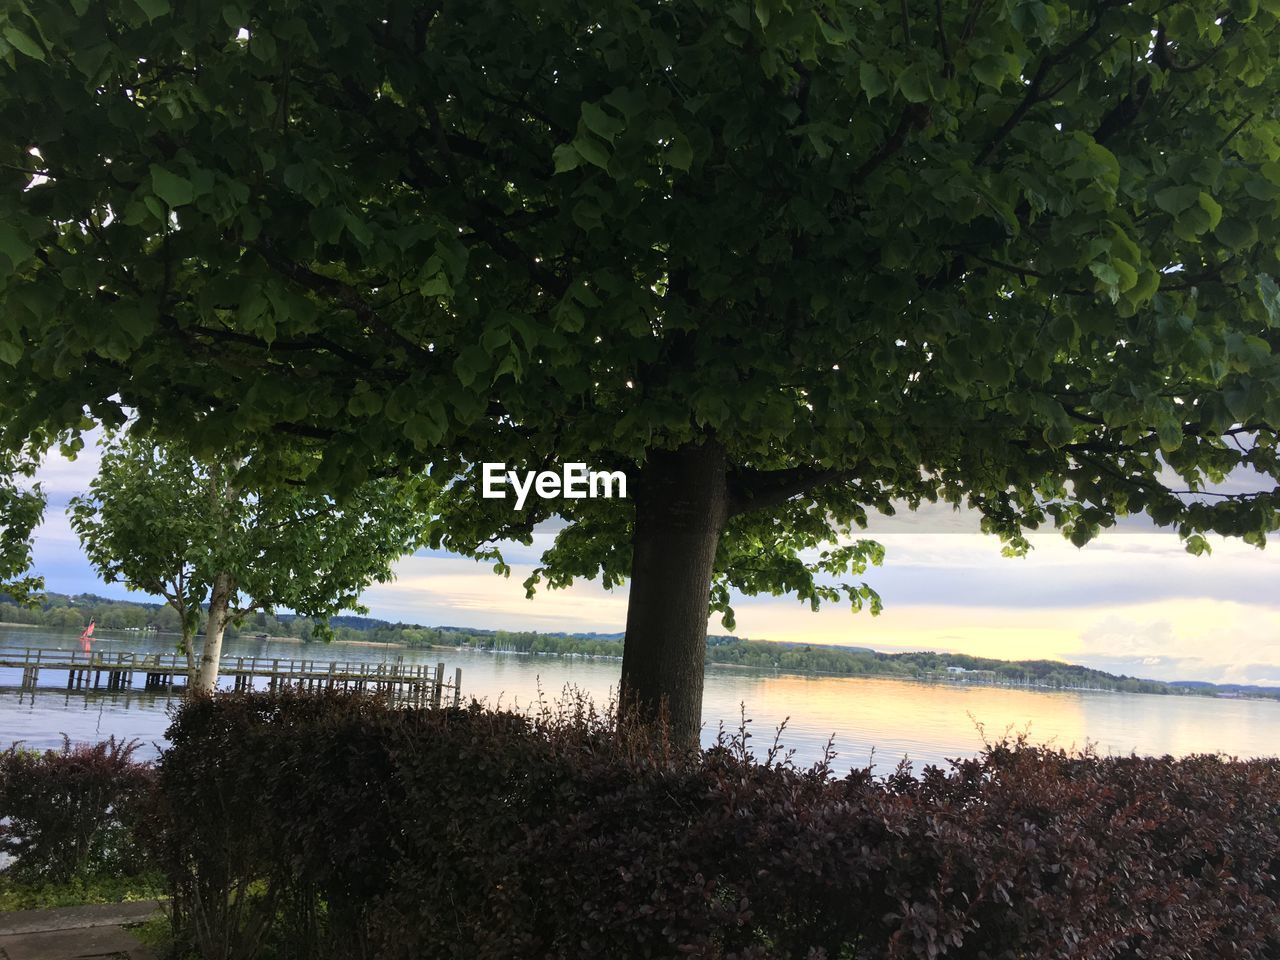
(0, 224, 34, 272)
(1154, 185, 1200, 215)
(1125, 267, 1160, 307)
(895, 63, 931, 103)
(480, 325, 511, 356)
(1156, 417, 1183, 452)
(603, 86, 648, 121)
(221, 4, 248, 28)
(3, 27, 45, 62)
(1111, 259, 1138, 292)
(1076, 139, 1119, 188)
(308, 207, 346, 244)
(1174, 205, 1212, 240)
(1089, 262, 1120, 287)
(1068, 524, 1094, 547)
(452, 344, 489, 388)
(571, 135, 610, 170)
(971, 58, 1001, 90)
(1214, 217, 1256, 250)
(815, 14, 851, 43)
(858, 62, 887, 101)
(552, 144, 582, 173)
(1185, 533, 1211, 556)
(418, 272, 451, 297)
(1197, 192, 1222, 230)
(347, 390, 383, 417)
(343, 211, 372, 246)
(666, 132, 693, 171)
(972, 55, 1012, 89)
(423, 399, 449, 438)
(581, 102, 624, 143)
(571, 200, 603, 231)
(134, 0, 171, 20)
(150, 165, 194, 207)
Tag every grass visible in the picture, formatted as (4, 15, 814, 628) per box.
(0, 869, 166, 912)
(126, 912, 177, 955)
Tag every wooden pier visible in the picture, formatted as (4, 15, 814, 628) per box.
(0, 648, 462, 707)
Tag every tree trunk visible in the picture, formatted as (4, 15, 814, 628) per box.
(620, 441, 729, 749)
(181, 626, 195, 686)
(194, 571, 233, 693)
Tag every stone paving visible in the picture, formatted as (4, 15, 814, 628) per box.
(0, 901, 162, 960)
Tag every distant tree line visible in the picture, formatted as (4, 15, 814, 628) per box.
(0, 593, 317, 642)
(2, 593, 1270, 700)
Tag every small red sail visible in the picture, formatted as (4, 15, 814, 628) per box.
(79, 619, 95, 653)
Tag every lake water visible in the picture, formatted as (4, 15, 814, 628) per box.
(1, 625, 1276, 771)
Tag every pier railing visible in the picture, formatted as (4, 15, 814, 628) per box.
(0, 647, 461, 707)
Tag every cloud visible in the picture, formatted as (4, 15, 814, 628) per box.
(859, 533, 1280, 611)
(1063, 603, 1280, 683)
(361, 557, 629, 633)
(1078, 615, 1180, 659)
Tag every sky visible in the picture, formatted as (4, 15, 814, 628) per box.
(24, 441, 1280, 686)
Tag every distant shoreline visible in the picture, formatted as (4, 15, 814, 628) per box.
(2, 616, 1276, 704)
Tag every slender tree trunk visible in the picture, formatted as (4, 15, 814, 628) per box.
(194, 571, 233, 693)
(181, 626, 196, 686)
(620, 441, 729, 749)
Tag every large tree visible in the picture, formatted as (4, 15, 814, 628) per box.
(69, 432, 432, 690)
(2, 0, 1280, 742)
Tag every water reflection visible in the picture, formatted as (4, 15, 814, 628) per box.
(2, 684, 182, 755)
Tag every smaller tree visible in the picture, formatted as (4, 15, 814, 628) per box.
(70, 432, 434, 689)
(0, 448, 45, 604)
(70, 438, 210, 675)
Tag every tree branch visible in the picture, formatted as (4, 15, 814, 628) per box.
(977, 1, 1127, 164)
(253, 241, 438, 364)
(853, 104, 931, 185)
(728, 465, 860, 517)
(935, 0, 953, 74)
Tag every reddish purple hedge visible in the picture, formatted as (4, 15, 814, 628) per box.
(152, 692, 1280, 960)
(0, 736, 151, 883)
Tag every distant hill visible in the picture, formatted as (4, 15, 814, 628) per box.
(1171, 680, 1280, 696)
(3, 591, 1277, 700)
(286, 613, 393, 632)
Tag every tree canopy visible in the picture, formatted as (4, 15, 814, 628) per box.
(70, 435, 211, 654)
(0, 449, 43, 602)
(3, 0, 1280, 737)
